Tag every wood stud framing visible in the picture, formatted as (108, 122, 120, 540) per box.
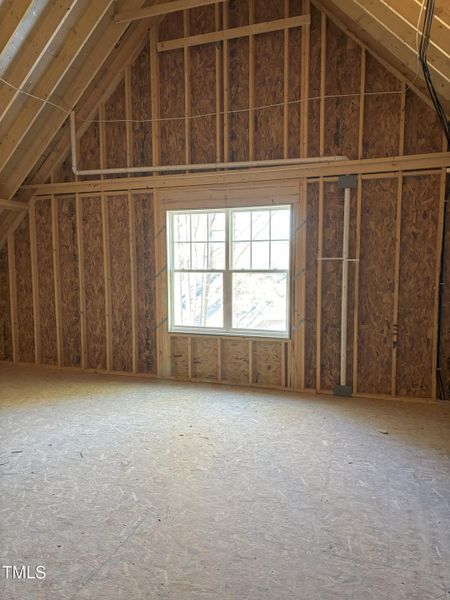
(150, 27, 160, 172)
(316, 178, 324, 392)
(391, 174, 403, 397)
(157, 15, 311, 51)
(300, 0, 310, 158)
(115, 0, 222, 23)
(352, 176, 362, 393)
(1, 0, 449, 402)
(215, 3, 222, 163)
(283, 0, 289, 160)
(7, 232, 18, 363)
(28, 199, 40, 364)
(248, 0, 255, 161)
(183, 10, 191, 168)
(51, 195, 62, 366)
(222, 2, 229, 162)
(75, 194, 87, 370)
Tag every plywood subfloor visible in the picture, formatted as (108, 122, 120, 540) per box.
(1, 364, 450, 600)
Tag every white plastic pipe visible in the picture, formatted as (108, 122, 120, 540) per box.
(340, 187, 351, 386)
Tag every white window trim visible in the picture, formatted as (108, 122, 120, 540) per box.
(167, 205, 291, 340)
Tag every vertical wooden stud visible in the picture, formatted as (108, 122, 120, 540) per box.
(358, 48, 366, 159)
(51, 195, 62, 366)
(98, 102, 112, 371)
(99, 103, 106, 175)
(217, 337, 222, 382)
(222, 2, 229, 162)
(248, 339, 253, 384)
(399, 81, 406, 156)
(75, 193, 87, 370)
(352, 175, 362, 392)
(101, 192, 113, 372)
(29, 199, 40, 364)
(7, 232, 18, 363)
(154, 192, 170, 377)
(248, 0, 255, 160)
(215, 3, 222, 163)
(281, 341, 287, 388)
(183, 10, 191, 168)
(125, 65, 132, 169)
(291, 180, 307, 390)
(315, 177, 324, 391)
(150, 26, 160, 170)
(128, 192, 138, 373)
(391, 173, 403, 397)
(319, 12, 326, 157)
(283, 0, 289, 159)
(300, 0, 310, 158)
(188, 336, 193, 379)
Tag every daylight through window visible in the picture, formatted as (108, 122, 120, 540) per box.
(167, 205, 291, 338)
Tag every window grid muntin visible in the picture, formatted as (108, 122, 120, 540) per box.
(168, 205, 291, 338)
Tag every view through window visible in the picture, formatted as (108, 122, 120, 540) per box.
(167, 205, 291, 338)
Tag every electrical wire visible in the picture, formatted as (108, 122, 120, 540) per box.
(1, 74, 403, 125)
(0, 76, 71, 116)
(418, 0, 450, 400)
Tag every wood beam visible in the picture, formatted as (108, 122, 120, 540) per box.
(0, 8, 150, 249)
(300, 0, 310, 158)
(157, 15, 311, 51)
(0, 0, 76, 123)
(0, 3, 150, 200)
(24, 21, 150, 193)
(0, 0, 115, 174)
(115, 0, 221, 23)
(0, 198, 28, 211)
(22, 153, 450, 196)
(7, 230, 18, 362)
(29, 199, 40, 364)
(387, 0, 450, 57)
(150, 27, 160, 172)
(343, 0, 449, 82)
(0, 0, 34, 57)
(313, 0, 450, 113)
(248, 0, 255, 161)
(315, 178, 324, 391)
(222, 2, 229, 162)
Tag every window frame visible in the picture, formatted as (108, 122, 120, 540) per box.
(167, 205, 291, 340)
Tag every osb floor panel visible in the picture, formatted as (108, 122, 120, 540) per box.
(1, 364, 450, 600)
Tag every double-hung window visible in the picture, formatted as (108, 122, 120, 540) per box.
(167, 205, 291, 338)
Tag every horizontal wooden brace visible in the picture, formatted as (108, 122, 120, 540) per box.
(158, 14, 311, 52)
(0, 198, 29, 211)
(22, 153, 450, 196)
(115, 0, 222, 23)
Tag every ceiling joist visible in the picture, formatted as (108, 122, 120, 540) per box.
(157, 14, 311, 52)
(115, 0, 222, 23)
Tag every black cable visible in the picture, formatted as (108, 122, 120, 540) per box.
(418, 0, 450, 145)
(418, 0, 450, 399)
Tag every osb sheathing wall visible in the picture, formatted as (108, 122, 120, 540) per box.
(0, 0, 448, 400)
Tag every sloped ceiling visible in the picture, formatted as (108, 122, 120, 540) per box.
(0, 0, 158, 239)
(316, 0, 450, 113)
(0, 0, 449, 243)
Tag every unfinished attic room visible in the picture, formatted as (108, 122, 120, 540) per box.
(2, 0, 450, 598)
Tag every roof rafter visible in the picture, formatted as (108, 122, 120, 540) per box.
(115, 0, 222, 23)
(0, 0, 35, 56)
(0, 0, 78, 122)
(0, 0, 115, 175)
(314, 0, 450, 114)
